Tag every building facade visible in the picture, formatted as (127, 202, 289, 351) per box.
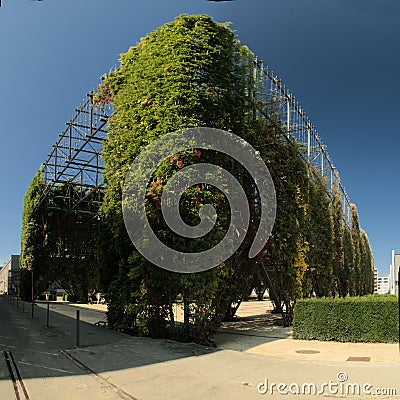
(377, 276, 390, 295)
(390, 250, 400, 295)
(0, 255, 20, 295)
(373, 268, 378, 294)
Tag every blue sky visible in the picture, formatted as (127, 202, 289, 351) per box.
(0, 0, 399, 276)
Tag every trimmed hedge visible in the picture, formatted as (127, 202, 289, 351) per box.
(293, 295, 399, 343)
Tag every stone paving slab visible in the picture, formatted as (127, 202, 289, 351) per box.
(68, 335, 400, 400)
(63, 299, 400, 364)
(2, 296, 400, 399)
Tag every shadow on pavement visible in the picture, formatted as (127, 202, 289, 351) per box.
(0, 295, 218, 380)
(1, 295, 291, 382)
(214, 313, 292, 352)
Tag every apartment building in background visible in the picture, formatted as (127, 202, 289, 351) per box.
(376, 276, 390, 294)
(390, 250, 400, 295)
(373, 268, 378, 294)
(0, 255, 20, 295)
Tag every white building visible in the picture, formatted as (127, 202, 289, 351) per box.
(390, 250, 400, 295)
(0, 255, 20, 295)
(373, 268, 378, 294)
(377, 276, 390, 295)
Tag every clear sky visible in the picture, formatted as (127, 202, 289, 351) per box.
(0, 0, 399, 276)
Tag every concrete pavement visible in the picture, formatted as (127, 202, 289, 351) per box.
(1, 295, 399, 399)
(68, 336, 400, 400)
(214, 301, 400, 363)
(63, 300, 400, 363)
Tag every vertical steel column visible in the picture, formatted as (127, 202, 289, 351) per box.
(76, 310, 80, 347)
(253, 59, 259, 120)
(31, 269, 34, 319)
(46, 302, 50, 327)
(321, 151, 324, 177)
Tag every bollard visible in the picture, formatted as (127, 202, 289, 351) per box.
(76, 310, 80, 348)
(46, 302, 50, 328)
(22, 299, 24, 313)
(16, 297, 19, 309)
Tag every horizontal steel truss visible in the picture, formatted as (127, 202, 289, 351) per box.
(253, 58, 351, 224)
(36, 94, 112, 214)
(36, 57, 352, 223)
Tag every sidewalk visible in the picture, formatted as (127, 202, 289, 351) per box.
(67, 335, 400, 400)
(216, 301, 399, 364)
(67, 302, 108, 313)
(64, 299, 400, 364)
(65, 300, 400, 399)
(2, 296, 399, 400)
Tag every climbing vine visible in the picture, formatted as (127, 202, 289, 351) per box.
(20, 178, 101, 302)
(97, 14, 375, 340)
(21, 14, 375, 343)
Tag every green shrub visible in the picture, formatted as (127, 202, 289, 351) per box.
(293, 295, 399, 343)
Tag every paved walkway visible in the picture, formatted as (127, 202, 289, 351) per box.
(55, 299, 400, 364)
(67, 334, 400, 400)
(3, 296, 398, 399)
(214, 300, 400, 363)
(69, 300, 400, 399)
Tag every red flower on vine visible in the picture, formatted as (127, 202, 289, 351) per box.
(193, 148, 201, 159)
(149, 180, 163, 207)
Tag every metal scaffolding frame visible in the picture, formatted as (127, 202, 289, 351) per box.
(35, 56, 352, 223)
(36, 94, 112, 214)
(253, 58, 351, 224)
(27, 55, 357, 328)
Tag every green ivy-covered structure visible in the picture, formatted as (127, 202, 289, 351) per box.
(20, 15, 374, 344)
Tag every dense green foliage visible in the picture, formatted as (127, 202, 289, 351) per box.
(20, 170, 44, 300)
(21, 14, 375, 344)
(97, 14, 374, 340)
(20, 178, 101, 302)
(97, 14, 258, 343)
(255, 128, 309, 318)
(20, 169, 44, 270)
(293, 296, 399, 343)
